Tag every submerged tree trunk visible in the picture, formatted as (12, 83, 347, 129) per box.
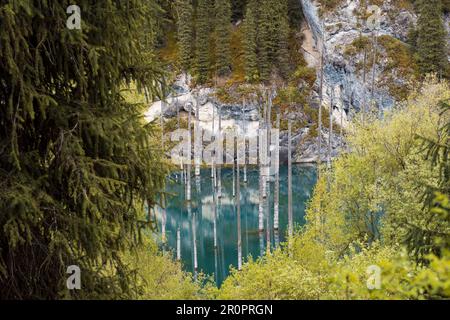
(211, 103, 215, 179)
(274, 109, 280, 231)
(288, 119, 293, 238)
(191, 203, 198, 279)
(266, 178, 271, 254)
(340, 87, 344, 147)
(258, 122, 265, 232)
(236, 135, 242, 270)
(176, 226, 181, 261)
(232, 131, 236, 198)
(213, 176, 218, 250)
(195, 94, 201, 177)
(161, 101, 167, 243)
(242, 99, 247, 183)
(186, 103, 192, 201)
(217, 105, 222, 198)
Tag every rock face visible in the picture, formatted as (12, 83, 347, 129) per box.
(300, 0, 417, 120)
(148, 1, 442, 164)
(145, 74, 261, 139)
(146, 74, 344, 163)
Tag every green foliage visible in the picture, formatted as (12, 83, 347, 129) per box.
(175, 0, 194, 72)
(120, 237, 216, 300)
(276, 1, 291, 79)
(257, 0, 273, 80)
(287, 0, 304, 28)
(0, 0, 169, 299)
(377, 35, 419, 100)
(308, 80, 449, 256)
(217, 80, 450, 300)
(443, 0, 450, 13)
(243, 0, 259, 82)
(219, 250, 324, 300)
(195, 0, 211, 84)
(215, 0, 232, 76)
(318, 0, 344, 15)
(410, 99, 450, 261)
(345, 35, 419, 101)
(413, 0, 449, 77)
(170, 0, 302, 84)
(230, 0, 247, 22)
(255, 0, 293, 81)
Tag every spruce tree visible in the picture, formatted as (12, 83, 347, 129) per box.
(257, 0, 291, 80)
(243, 0, 259, 81)
(196, 0, 211, 83)
(215, 0, 232, 77)
(287, 0, 303, 28)
(415, 0, 449, 77)
(0, 0, 168, 299)
(231, 0, 247, 22)
(276, 0, 291, 79)
(176, 0, 194, 72)
(258, 0, 276, 80)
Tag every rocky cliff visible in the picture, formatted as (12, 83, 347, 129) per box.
(147, 0, 448, 163)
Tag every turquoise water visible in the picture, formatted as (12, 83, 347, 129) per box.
(156, 164, 317, 286)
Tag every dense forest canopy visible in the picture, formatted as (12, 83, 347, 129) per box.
(0, 0, 169, 299)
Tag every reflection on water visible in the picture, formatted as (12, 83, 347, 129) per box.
(155, 164, 317, 286)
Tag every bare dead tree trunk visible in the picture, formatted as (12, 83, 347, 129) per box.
(195, 94, 201, 176)
(191, 203, 198, 279)
(217, 105, 222, 198)
(266, 177, 271, 254)
(318, 24, 325, 177)
(274, 109, 280, 231)
(235, 134, 242, 270)
(242, 99, 247, 183)
(288, 118, 293, 239)
(258, 125, 264, 232)
(161, 101, 167, 243)
(213, 177, 217, 249)
(213, 74, 217, 181)
(362, 47, 368, 124)
(186, 103, 192, 202)
(232, 140, 236, 198)
(327, 88, 333, 170)
(340, 87, 344, 146)
(370, 30, 379, 116)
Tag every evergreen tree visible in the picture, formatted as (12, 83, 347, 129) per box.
(287, 0, 303, 28)
(215, 0, 232, 76)
(411, 100, 450, 260)
(176, 0, 194, 72)
(0, 0, 168, 299)
(257, 0, 291, 80)
(258, 0, 276, 80)
(441, 0, 450, 14)
(415, 0, 449, 77)
(196, 0, 211, 83)
(243, 0, 259, 81)
(231, 0, 247, 22)
(276, 0, 291, 78)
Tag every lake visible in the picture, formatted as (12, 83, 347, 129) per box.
(155, 164, 317, 286)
